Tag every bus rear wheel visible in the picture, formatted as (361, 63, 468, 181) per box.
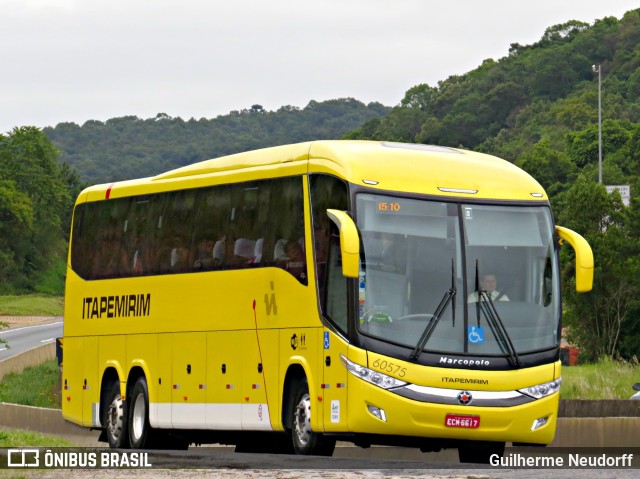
(128, 377, 151, 449)
(105, 381, 129, 448)
(291, 379, 335, 456)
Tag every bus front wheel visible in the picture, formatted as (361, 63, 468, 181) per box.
(291, 379, 335, 456)
(105, 381, 129, 448)
(128, 377, 151, 449)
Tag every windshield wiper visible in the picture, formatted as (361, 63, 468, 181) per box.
(474, 261, 522, 368)
(410, 259, 456, 361)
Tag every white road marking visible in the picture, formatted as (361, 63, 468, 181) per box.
(0, 321, 63, 335)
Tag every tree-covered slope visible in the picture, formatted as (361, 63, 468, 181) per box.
(345, 10, 640, 193)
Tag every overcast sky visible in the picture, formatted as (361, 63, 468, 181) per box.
(1, 0, 639, 134)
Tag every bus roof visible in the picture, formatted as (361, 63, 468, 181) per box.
(79, 140, 547, 203)
(307, 141, 546, 202)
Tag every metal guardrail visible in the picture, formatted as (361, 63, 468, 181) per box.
(559, 399, 640, 417)
(0, 342, 55, 382)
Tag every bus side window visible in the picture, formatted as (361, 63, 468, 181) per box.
(269, 178, 307, 283)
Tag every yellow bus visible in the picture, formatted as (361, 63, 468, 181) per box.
(62, 140, 593, 462)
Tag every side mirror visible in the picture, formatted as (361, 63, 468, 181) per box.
(555, 225, 594, 293)
(327, 209, 360, 278)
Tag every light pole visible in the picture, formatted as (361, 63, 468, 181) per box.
(592, 64, 602, 184)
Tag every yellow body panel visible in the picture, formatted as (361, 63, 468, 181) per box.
(346, 372, 559, 444)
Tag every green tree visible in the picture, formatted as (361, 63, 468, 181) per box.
(565, 119, 633, 170)
(515, 136, 577, 198)
(0, 180, 33, 291)
(0, 127, 72, 292)
(558, 177, 639, 360)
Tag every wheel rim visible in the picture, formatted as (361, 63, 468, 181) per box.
(294, 392, 312, 446)
(108, 394, 124, 440)
(131, 393, 146, 442)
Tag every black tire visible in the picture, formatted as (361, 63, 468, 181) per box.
(128, 377, 151, 449)
(104, 381, 129, 449)
(290, 379, 335, 456)
(458, 441, 505, 464)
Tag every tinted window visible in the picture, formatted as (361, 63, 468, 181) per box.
(70, 176, 307, 283)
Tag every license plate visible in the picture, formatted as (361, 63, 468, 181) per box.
(445, 414, 480, 429)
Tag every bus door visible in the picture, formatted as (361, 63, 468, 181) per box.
(82, 336, 99, 427)
(321, 328, 349, 431)
(321, 237, 350, 431)
(61, 336, 87, 426)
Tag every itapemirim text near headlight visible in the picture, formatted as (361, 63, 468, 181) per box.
(340, 354, 408, 390)
(519, 378, 562, 399)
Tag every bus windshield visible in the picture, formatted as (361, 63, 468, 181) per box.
(356, 193, 560, 357)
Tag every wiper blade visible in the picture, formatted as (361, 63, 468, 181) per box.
(410, 259, 456, 361)
(478, 291, 522, 368)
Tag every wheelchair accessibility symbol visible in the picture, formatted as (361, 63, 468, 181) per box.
(468, 326, 485, 344)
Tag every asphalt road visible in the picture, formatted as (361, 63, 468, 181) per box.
(0, 321, 62, 360)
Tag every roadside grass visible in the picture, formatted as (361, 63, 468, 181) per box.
(0, 429, 75, 447)
(560, 356, 640, 399)
(0, 360, 61, 408)
(0, 294, 64, 317)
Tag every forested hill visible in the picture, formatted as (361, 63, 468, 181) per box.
(346, 9, 640, 199)
(43, 99, 389, 184)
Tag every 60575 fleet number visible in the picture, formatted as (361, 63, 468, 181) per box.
(372, 358, 407, 377)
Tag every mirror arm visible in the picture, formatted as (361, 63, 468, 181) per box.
(556, 225, 594, 293)
(327, 209, 360, 278)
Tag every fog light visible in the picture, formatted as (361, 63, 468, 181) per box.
(368, 405, 387, 422)
(531, 416, 549, 431)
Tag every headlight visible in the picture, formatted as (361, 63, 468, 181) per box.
(519, 377, 562, 399)
(340, 354, 408, 390)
